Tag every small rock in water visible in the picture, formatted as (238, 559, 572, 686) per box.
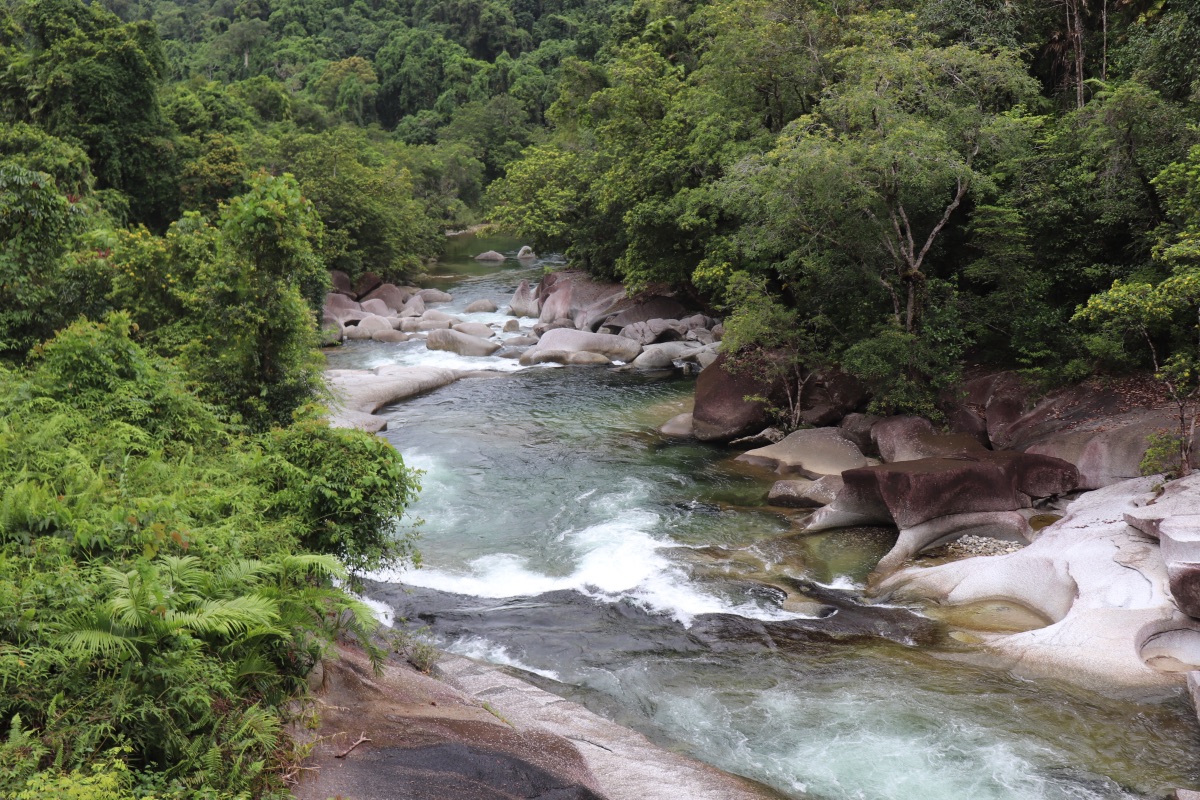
(503, 319, 520, 332)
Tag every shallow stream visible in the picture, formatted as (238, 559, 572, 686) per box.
(328, 236, 1200, 800)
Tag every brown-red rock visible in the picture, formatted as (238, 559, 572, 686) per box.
(604, 296, 689, 330)
(330, 269, 355, 296)
(872, 415, 988, 463)
(353, 271, 384, 299)
(362, 283, 412, 312)
(808, 451, 1079, 531)
(691, 352, 778, 443)
(536, 271, 626, 329)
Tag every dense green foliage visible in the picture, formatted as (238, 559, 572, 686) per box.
(0, 316, 420, 797)
(488, 0, 1200, 414)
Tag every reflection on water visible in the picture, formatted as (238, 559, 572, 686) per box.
(344, 239, 1200, 800)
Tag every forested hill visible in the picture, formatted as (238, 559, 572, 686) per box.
(10, 0, 1192, 418)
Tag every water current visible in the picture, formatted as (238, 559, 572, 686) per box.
(327, 234, 1200, 800)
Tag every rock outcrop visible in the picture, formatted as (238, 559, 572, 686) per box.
(1125, 477, 1200, 619)
(326, 366, 460, 431)
(691, 353, 776, 443)
(871, 415, 988, 463)
(537, 271, 628, 330)
(877, 476, 1200, 691)
(361, 283, 411, 312)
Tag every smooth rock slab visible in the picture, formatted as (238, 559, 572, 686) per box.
(526, 328, 642, 363)
(736, 428, 873, 478)
(326, 366, 460, 429)
(876, 476, 1184, 691)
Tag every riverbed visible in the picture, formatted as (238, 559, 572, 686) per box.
(326, 236, 1200, 800)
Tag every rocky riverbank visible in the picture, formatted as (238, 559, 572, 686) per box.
(291, 644, 786, 800)
(319, 262, 1200, 797)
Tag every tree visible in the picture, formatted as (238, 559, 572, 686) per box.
(277, 128, 442, 280)
(5, 0, 180, 226)
(0, 163, 80, 359)
(181, 173, 327, 431)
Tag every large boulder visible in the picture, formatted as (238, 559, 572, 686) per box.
(604, 296, 689, 330)
(360, 298, 391, 317)
(518, 349, 611, 366)
(353, 271, 384, 299)
(372, 330, 410, 343)
(954, 371, 1198, 486)
(362, 283, 412, 312)
(475, 250, 505, 261)
(508, 280, 540, 318)
(325, 292, 361, 320)
(525, 328, 642, 362)
(871, 415, 988, 463)
(420, 309, 461, 323)
(464, 299, 498, 313)
(807, 451, 1079, 532)
(426, 328, 502, 357)
(691, 352, 777, 443)
(330, 270, 355, 296)
(1023, 407, 1194, 490)
(399, 295, 426, 317)
(631, 341, 705, 369)
(620, 319, 686, 346)
(417, 288, 454, 304)
(453, 322, 494, 339)
(343, 314, 394, 340)
(516, 245, 536, 260)
(736, 428, 874, 478)
(839, 413, 880, 456)
(537, 271, 627, 329)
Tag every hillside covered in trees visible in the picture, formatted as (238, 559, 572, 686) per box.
(3, 0, 1200, 794)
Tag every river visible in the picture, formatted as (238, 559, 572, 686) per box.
(326, 235, 1200, 800)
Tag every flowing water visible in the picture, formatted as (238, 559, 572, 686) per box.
(328, 235, 1200, 800)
